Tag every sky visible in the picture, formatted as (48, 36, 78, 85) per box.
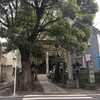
(93, 0, 100, 29)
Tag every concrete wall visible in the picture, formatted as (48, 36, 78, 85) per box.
(2, 65, 14, 81)
(5, 52, 15, 66)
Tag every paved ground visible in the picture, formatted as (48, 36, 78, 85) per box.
(40, 81, 67, 93)
(37, 74, 49, 81)
(38, 74, 67, 93)
(37, 74, 100, 94)
(1, 74, 100, 96)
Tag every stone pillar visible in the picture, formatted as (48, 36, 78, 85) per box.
(46, 52, 49, 75)
(66, 52, 73, 80)
(87, 61, 95, 83)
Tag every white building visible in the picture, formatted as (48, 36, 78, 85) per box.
(0, 48, 16, 82)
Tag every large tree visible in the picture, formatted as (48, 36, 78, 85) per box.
(0, 0, 98, 91)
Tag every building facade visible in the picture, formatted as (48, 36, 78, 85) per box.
(72, 27, 100, 73)
(0, 46, 16, 82)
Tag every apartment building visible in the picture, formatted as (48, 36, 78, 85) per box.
(0, 46, 16, 82)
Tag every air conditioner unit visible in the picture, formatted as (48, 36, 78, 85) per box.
(87, 41, 91, 46)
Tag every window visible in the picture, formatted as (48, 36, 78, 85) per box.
(73, 56, 86, 68)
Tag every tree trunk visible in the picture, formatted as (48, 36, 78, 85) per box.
(18, 50, 33, 91)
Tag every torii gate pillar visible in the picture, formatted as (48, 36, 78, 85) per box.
(46, 52, 49, 75)
(66, 52, 73, 80)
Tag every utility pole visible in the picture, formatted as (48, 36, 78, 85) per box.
(13, 55, 17, 96)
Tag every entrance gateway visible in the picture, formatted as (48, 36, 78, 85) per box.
(35, 40, 73, 80)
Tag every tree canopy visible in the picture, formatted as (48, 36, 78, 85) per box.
(0, 0, 98, 54)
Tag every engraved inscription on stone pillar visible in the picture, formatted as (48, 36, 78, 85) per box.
(87, 61, 95, 83)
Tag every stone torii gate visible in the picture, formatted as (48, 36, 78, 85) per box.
(35, 40, 73, 80)
(45, 48, 73, 80)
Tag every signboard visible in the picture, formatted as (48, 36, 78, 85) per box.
(85, 54, 91, 61)
(97, 55, 100, 68)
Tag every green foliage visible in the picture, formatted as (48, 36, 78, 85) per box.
(79, 0, 98, 14)
(73, 21, 92, 42)
(1, 3, 37, 52)
(71, 27, 86, 42)
(2, 40, 17, 52)
(47, 18, 71, 37)
(15, 8, 37, 30)
(49, 55, 62, 65)
(46, 17, 89, 54)
(31, 43, 45, 59)
(0, 0, 98, 56)
(82, 14, 94, 25)
(0, 0, 13, 7)
(0, 27, 6, 38)
(58, 33, 78, 53)
(63, 2, 80, 19)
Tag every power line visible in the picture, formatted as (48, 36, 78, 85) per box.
(94, 22, 100, 26)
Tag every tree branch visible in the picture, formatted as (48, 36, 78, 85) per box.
(34, 0, 38, 8)
(9, 3, 14, 26)
(44, 0, 58, 9)
(5, 12, 10, 27)
(0, 19, 8, 27)
(42, 18, 60, 29)
(41, 0, 46, 8)
(15, 0, 18, 17)
(12, 2, 16, 9)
